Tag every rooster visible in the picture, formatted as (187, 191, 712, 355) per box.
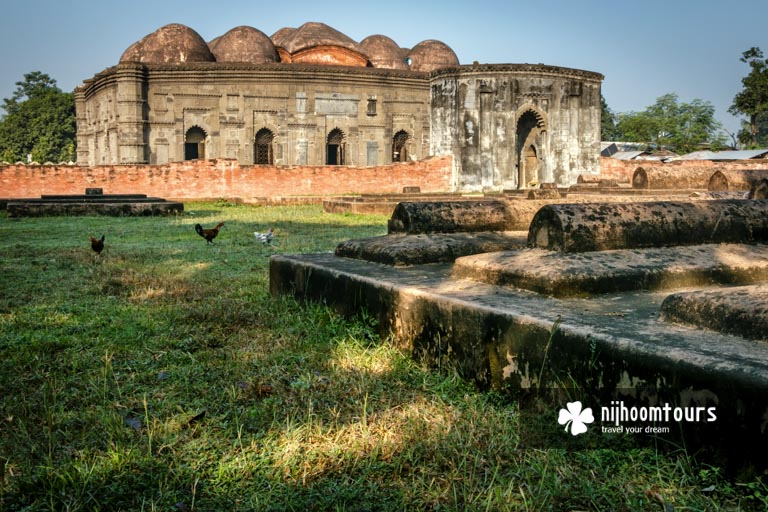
(90, 235, 105, 255)
(195, 222, 225, 244)
(254, 228, 274, 246)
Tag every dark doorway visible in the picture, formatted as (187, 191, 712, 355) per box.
(254, 128, 275, 164)
(516, 112, 540, 188)
(392, 130, 411, 162)
(185, 127, 206, 160)
(326, 128, 345, 165)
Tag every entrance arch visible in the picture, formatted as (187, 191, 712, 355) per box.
(326, 128, 346, 165)
(184, 126, 206, 160)
(516, 109, 545, 188)
(392, 130, 411, 162)
(254, 128, 275, 164)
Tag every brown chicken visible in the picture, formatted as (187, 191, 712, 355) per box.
(90, 235, 105, 255)
(195, 222, 225, 244)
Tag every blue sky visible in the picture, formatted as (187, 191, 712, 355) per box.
(1, 0, 764, 137)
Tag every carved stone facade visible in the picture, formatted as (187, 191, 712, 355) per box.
(75, 23, 603, 191)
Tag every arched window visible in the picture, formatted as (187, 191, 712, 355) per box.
(184, 126, 206, 160)
(254, 128, 275, 164)
(326, 128, 345, 165)
(392, 130, 411, 162)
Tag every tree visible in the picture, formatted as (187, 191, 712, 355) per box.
(729, 47, 768, 148)
(600, 94, 619, 140)
(615, 93, 725, 154)
(0, 72, 76, 163)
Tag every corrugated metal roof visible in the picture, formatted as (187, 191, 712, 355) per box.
(612, 150, 646, 160)
(677, 149, 768, 161)
(710, 149, 768, 160)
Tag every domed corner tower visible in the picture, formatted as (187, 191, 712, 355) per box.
(429, 63, 604, 192)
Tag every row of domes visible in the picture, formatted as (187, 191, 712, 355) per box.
(119, 22, 459, 72)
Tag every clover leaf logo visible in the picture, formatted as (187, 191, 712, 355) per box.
(558, 401, 594, 436)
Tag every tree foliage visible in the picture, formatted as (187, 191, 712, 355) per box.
(600, 94, 619, 140)
(0, 71, 76, 163)
(614, 93, 725, 153)
(729, 47, 768, 148)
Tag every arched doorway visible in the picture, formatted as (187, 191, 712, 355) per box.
(326, 128, 345, 165)
(184, 126, 206, 160)
(392, 130, 411, 162)
(516, 111, 543, 188)
(254, 128, 275, 164)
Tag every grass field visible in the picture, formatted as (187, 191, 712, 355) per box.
(0, 201, 765, 511)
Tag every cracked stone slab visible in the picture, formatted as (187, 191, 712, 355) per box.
(661, 285, 768, 341)
(452, 243, 768, 297)
(335, 231, 528, 265)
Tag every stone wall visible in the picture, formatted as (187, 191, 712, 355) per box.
(0, 156, 453, 201)
(430, 65, 603, 191)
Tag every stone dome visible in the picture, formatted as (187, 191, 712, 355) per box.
(270, 27, 296, 48)
(209, 26, 278, 64)
(407, 39, 459, 72)
(279, 22, 363, 55)
(271, 22, 368, 66)
(120, 23, 215, 64)
(360, 35, 408, 70)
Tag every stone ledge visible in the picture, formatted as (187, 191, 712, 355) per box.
(451, 244, 768, 297)
(661, 285, 768, 340)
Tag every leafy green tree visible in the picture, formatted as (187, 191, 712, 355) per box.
(729, 47, 768, 148)
(600, 94, 619, 140)
(0, 72, 76, 162)
(615, 93, 725, 153)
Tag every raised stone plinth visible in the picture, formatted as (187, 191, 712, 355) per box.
(271, 197, 768, 462)
(451, 244, 768, 296)
(7, 193, 184, 217)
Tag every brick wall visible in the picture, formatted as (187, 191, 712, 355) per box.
(0, 156, 453, 200)
(598, 157, 768, 183)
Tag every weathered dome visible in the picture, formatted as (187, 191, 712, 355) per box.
(120, 24, 215, 64)
(274, 22, 368, 67)
(270, 27, 296, 48)
(360, 35, 408, 70)
(209, 26, 278, 64)
(270, 27, 296, 62)
(407, 39, 459, 72)
(279, 22, 361, 55)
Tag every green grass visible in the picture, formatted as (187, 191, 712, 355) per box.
(0, 202, 765, 511)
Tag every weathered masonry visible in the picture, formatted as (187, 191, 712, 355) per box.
(75, 22, 603, 191)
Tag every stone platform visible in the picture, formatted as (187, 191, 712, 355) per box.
(7, 192, 184, 217)
(271, 250, 768, 454)
(271, 196, 768, 457)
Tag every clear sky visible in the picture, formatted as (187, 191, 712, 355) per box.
(1, 0, 764, 138)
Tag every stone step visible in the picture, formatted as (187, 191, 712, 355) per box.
(661, 284, 768, 340)
(335, 231, 528, 266)
(451, 243, 768, 297)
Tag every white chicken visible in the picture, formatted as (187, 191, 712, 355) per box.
(254, 228, 275, 246)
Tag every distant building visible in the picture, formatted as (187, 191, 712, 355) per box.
(75, 22, 603, 191)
